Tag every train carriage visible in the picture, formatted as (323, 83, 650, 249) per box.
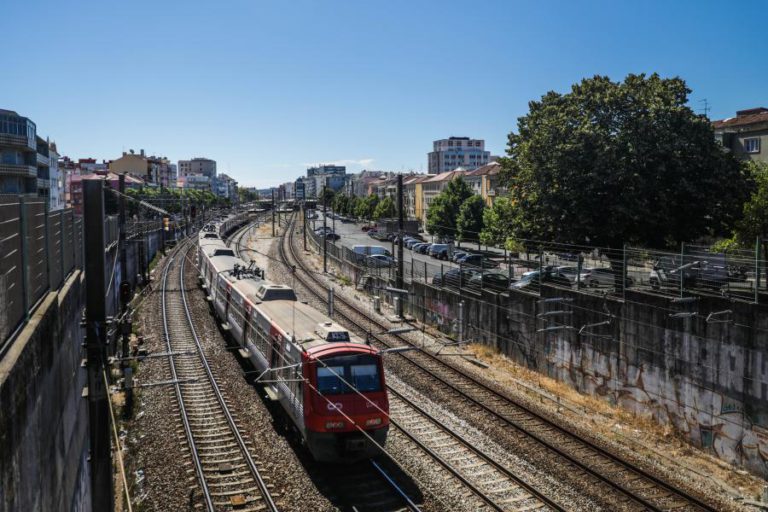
(197, 220, 389, 462)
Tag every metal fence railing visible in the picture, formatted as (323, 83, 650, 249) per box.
(306, 216, 767, 303)
(0, 197, 83, 353)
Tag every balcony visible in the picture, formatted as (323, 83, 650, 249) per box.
(0, 163, 38, 178)
(0, 133, 35, 150)
(36, 153, 50, 167)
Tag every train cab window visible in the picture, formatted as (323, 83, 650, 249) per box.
(350, 363, 379, 392)
(316, 354, 381, 395)
(317, 366, 346, 395)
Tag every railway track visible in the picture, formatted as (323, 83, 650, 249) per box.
(161, 241, 280, 512)
(387, 385, 563, 512)
(225, 215, 561, 511)
(279, 214, 719, 512)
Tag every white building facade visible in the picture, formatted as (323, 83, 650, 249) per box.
(428, 136, 490, 174)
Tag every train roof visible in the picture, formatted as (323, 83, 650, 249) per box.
(209, 254, 248, 276)
(255, 299, 371, 355)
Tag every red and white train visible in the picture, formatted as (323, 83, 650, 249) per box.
(197, 220, 389, 462)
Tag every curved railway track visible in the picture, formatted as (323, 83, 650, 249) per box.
(278, 214, 719, 512)
(161, 241, 280, 512)
(229, 216, 562, 511)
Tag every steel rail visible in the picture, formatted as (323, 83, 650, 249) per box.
(387, 386, 566, 512)
(161, 242, 215, 511)
(369, 460, 423, 512)
(178, 241, 280, 512)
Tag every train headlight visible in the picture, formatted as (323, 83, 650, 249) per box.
(365, 417, 382, 427)
(325, 421, 345, 429)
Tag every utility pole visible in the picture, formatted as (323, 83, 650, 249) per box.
(396, 174, 404, 317)
(323, 178, 328, 273)
(83, 179, 114, 512)
(271, 189, 276, 237)
(302, 202, 307, 251)
(118, 174, 129, 359)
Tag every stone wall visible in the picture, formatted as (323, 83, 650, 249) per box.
(411, 281, 768, 477)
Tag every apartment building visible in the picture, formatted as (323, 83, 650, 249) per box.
(464, 161, 503, 206)
(713, 107, 768, 164)
(179, 157, 217, 179)
(428, 136, 490, 174)
(421, 169, 467, 213)
(110, 149, 174, 188)
(0, 109, 39, 195)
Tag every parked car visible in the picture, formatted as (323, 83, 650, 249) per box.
(648, 256, 731, 291)
(452, 250, 468, 262)
(429, 244, 450, 260)
(587, 267, 633, 287)
(324, 232, 340, 241)
(362, 224, 377, 232)
(314, 226, 332, 234)
(411, 242, 428, 253)
(557, 266, 592, 284)
(352, 245, 391, 262)
(468, 271, 510, 291)
(458, 254, 499, 269)
(557, 252, 580, 262)
(511, 269, 572, 290)
(366, 254, 395, 268)
(432, 268, 479, 288)
(405, 238, 421, 249)
(416, 243, 433, 255)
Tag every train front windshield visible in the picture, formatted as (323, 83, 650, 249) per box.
(316, 354, 382, 395)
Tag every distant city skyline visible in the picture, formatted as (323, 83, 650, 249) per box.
(1, 0, 766, 187)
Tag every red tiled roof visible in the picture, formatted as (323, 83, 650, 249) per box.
(712, 107, 768, 129)
(465, 161, 501, 177)
(423, 169, 466, 183)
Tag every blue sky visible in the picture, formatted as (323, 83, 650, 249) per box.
(1, 0, 766, 187)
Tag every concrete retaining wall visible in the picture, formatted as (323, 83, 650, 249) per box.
(0, 271, 90, 512)
(411, 281, 768, 477)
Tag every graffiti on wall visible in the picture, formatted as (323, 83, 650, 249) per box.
(546, 336, 768, 477)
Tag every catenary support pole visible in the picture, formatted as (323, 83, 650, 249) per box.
(396, 174, 404, 317)
(323, 179, 328, 273)
(83, 179, 114, 512)
(302, 202, 307, 251)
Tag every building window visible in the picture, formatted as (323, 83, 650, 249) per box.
(745, 138, 761, 153)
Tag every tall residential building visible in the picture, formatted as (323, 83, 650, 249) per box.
(307, 164, 346, 196)
(178, 157, 217, 179)
(307, 164, 345, 177)
(713, 108, 768, 164)
(428, 136, 490, 174)
(0, 109, 38, 194)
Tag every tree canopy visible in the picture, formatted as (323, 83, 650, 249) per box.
(456, 194, 486, 243)
(500, 73, 751, 250)
(426, 176, 474, 239)
(716, 161, 768, 261)
(373, 196, 396, 220)
(355, 194, 380, 221)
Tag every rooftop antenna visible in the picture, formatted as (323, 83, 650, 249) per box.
(699, 98, 711, 118)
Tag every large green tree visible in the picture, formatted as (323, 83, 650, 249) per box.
(373, 196, 396, 220)
(718, 161, 768, 262)
(426, 176, 474, 239)
(456, 195, 486, 243)
(355, 194, 380, 221)
(500, 73, 751, 250)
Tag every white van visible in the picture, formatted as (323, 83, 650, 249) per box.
(352, 245, 391, 262)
